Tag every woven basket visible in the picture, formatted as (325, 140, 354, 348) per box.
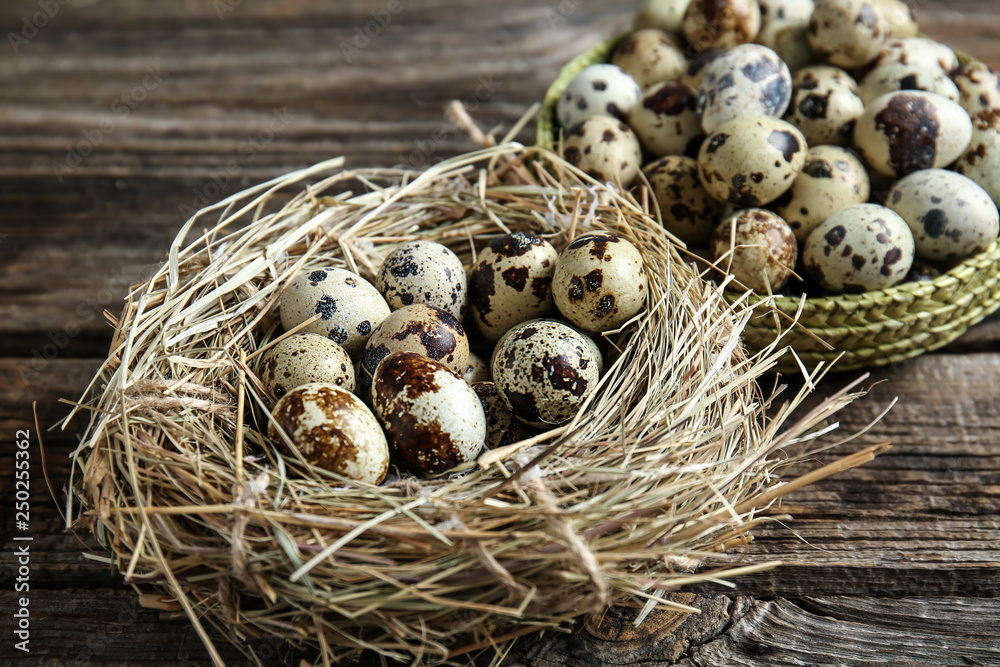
(537, 35, 1000, 373)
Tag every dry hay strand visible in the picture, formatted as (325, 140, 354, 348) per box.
(63, 143, 885, 666)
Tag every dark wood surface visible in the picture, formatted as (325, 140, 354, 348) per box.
(2, 1, 999, 665)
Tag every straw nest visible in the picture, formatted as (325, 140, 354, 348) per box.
(65, 141, 883, 666)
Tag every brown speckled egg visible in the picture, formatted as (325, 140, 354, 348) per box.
(268, 383, 389, 485)
(885, 169, 999, 262)
(757, 0, 814, 27)
(633, 0, 694, 33)
(754, 19, 818, 72)
(807, 0, 888, 69)
(552, 232, 648, 332)
(709, 209, 798, 291)
(372, 352, 485, 476)
(375, 240, 468, 320)
(557, 64, 643, 129)
(953, 109, 1000, 206)
(871, 37, 958, 74)
(644, 155, 728, 246)
(792, 65, 859, 93)
(951, 62, 1000, 116)
(463, 352, 490, 385)
(698, 44, 793, 134)
(698, 114, 806, 207)
(492, 320, 602, 427)
(611, 29, 687, 90)
(682, 50, 726, 91)
(772, 145, 871, 242)
(683, 0, 761, 53)
(628, 82, 704, 158)
(260, 333, 355, 399)
(858, 63, 960, 106)
(469, 231, 558, 343)
(562, 117, 644, 187)
(802, 203, 914, 293)
(279, 267, 391, 358)
(853, 91, 973, 177)
(473, 382, 539, 449)
(874, 0, 917, 39)
(783, 68, 864, 146)
(357, 304, 469, 403)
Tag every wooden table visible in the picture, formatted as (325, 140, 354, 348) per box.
(2, 1, 999, 664)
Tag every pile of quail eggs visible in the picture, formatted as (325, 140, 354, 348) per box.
(556, 0, 1000, 295)
(261, 231, 647, 484)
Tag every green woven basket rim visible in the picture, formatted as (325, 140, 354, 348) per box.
(536, 35, 999, 372)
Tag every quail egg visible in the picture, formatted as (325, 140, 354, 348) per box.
(557, 64, 643, 129)
(683, 0, 762, 53)
(771, 145, 871, 242)
(628, 82, 704, 158)
(709, 208, 798, 291)
(871, 37, 959, 74)
(874, 0, 918, 39)
(375, 240, 468, 320)
(951, 62, 1000, 116)
(754, 19, 818, 72)
(469, 231, 558, 343)
(858, 63, 960, 106)
(682, 50, 726, 91)
(885, 169, 999, 262)
(757, 0, 814, 27)
(268, 383, 389, 485)
(372, 352, 486, 476)
(853, 91, 973, 177)
(792, 65, 859, 93)
(463, 352, 490, 385)
(492, 320, 603, 427)
(611, 29, 687, 90)
(802, 203, 915, 293)
(473, 381, 538, 449)
(562, 116, 644, 187)
(698, 44, 793, 133)
(953, 109, 1000, 206)
(784, 68, 864, 146)
(905, 260, 942, 283)
(552, 232, 648, 332)
(698, 114, 807, 207)
(807, 0, 888, 69)
(260, 333, 355, 399)
(633, 0, 694, 34)
(279, 267, 391, 358)
(643, 155, 728, 246)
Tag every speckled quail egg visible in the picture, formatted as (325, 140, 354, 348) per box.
(628, 82, 704, 158)
(279, 267, 391, 358)
(698, 114, 807, 207)
(463, 352, 490, 385)
(260, 333, 355, 399)
(757, 0, 814, 27)
(557, 64, 643, 129)
(755, 19, 818, 72)
(951, 62, 1000, 116)
(905, 260, 942, 283)
(874, 0, 918, 39)
(853, 91, 973, 177)
(375, 240, 468, 320)
(885, 169, 999, 262)
(771, 145, 871, 242)
(698, 44, 793, 133)
(683, 0, 762, 53)
(858, 63, 960, 106)
(871, 37, 959, 74)
(953, 109, 1000, 206)
(807, 0, 888, 69)
(473, 382, 538, 449)
(552, 232, 648, 332)
(709, 209, 798, 291)
(802, 203, 915, 293)
(491, 320, 602, 427)
(682, 50, 726, 91)
(643, 155, 728, 246)
(357, 304, 469, 404)
(268, 383, 389, 485)
(792, 65, 859, 93)
(562, 116, 644, 187)
(469, 231, 558, 343)
(633, 0, 694, 33)
(784, 68, 864, 146)
(372, 352, 485, 476)
(611, 29, 687, 90)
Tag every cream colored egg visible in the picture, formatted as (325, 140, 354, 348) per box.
(953, 109, 1000, 206)
(681, 50, 726, 91)
(784, 69, 864, 146)
(562, 116, 643, 187)
(463, 352, 490, 385)
(375, 240, 468, 320)
(492, 320, 602, 427)
(873, 0, 918, 39)
(698, 44, 793, 133)
(871, 37, 958, 74)
(643, 155, 728, 246)
(802, 203, 914, 293)
(372, 352, 485, 476)
(611, 29, 687, 90)
(557, 64, 643, 129)
(552, 232, 648, 332)
(683, 0, 761, 53)
(260, 333, 355, 399)
(807, 0, 888, 69)
(267, 383, 389, 485)
(628, 82, 704, 158)
(279, 267, 390, 358)
(757, 0, 814, 27)
(792, 65, 859, 93)
(755, 19, 818, 72)
(709, 209, 798, 291)
(772, 145, 871, 242)
(469, 231, 558, 343)
(633, 0, 694, 34)
(858, 63, 960, 106)
(951, 62, 1000, 116)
